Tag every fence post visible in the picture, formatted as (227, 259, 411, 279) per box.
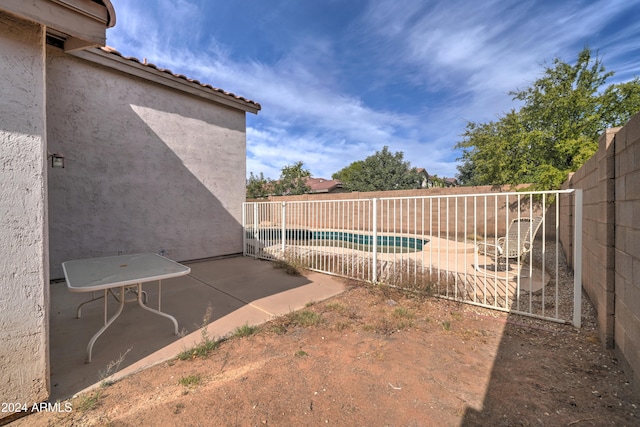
(252, 203, 258, 258)
(281, 202, 287, 254)
(573, 189, 583, 327)
(242, 203, 247, 256)
(372, 198, 378, 283)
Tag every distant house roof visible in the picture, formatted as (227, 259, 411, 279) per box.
(69, 45, 261, 114)
(306, 177, 343, 193)
(416, 168, 459, 187)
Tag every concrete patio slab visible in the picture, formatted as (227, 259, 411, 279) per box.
(48, 255, 346, 402)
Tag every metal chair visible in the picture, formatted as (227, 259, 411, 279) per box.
(474, 216, 544, 277)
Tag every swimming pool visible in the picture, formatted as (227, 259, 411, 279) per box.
(249, 228, 429, 253)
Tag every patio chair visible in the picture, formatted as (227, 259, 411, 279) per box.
(474, 216, 544, 278)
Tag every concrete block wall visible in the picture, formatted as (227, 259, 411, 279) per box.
(612, 113, 640, 394)
(560, 112, 640, 396)
(257, 185, 553, 240)
(561, 129, 617, 347)
(558, 182, 575, 267)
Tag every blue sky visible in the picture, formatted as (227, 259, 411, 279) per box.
(106, 0, 640, 180)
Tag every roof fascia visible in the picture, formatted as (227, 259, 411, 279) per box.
(2, 0, 110, 45)
(101, 0, 116, 27)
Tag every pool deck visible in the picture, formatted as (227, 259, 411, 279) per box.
(255, 233, 550, 305)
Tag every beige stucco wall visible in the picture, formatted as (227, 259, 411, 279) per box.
(560, 112, 640, 397)
(0, 12, 50, 405)
(46, 47, 247, 279)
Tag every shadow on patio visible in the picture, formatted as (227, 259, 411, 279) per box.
(48, 255, 346, 402)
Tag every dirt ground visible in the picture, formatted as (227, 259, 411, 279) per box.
(12, 277, 640, 426)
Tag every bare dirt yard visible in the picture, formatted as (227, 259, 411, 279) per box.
(13, 277, 640, 426)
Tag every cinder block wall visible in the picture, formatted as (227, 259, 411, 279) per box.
(612, 113, 640, 395)
(560, 112, 640, 396)
(560, 129, 617, 347)
(254, 185, 554, 240)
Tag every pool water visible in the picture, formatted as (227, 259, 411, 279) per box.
(305, 239, 421, 254)
(250, 228, 428, 253)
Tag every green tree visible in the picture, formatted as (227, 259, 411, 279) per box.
(599, 78, 640, 126)
(274, 161, 311, 195)
(428, 173, 446, 188)
(246, 172, 271, 199)
(456, 110, 532, 185)
(455, 47, 640, 189)
(332, 146, 422, 192)
(455, 149, 479, 186)
(332, 160, 365, 184)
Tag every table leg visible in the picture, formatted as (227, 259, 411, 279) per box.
(76, 291, 104, 319)
(136, 281, 178, 335)
(85, 287, 126, 363)
(76, 288, 131, 318)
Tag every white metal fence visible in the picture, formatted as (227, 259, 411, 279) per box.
(243, 190, 583, 326)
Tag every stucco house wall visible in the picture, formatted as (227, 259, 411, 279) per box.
(1, 1, 258, 415)
(0, 12, 50, 404)
(46, 47, 250, 279)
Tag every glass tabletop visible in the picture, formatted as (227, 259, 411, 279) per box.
(62, 253, 190, 292)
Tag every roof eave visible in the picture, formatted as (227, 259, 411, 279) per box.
(2, 0, 111, 46)
(102, 0, 116, 28)
(69, 47, 261, 114)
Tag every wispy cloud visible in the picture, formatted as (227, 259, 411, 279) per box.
(107, 0, 640, 180)
(108, 1, 423, 178)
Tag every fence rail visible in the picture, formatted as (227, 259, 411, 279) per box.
(243, 189, 583, 326)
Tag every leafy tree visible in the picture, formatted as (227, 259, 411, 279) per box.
(332, 146, 422, 192)
(428, 173, 446, 188)
(455, 151, 479, 186)
(455, 47, 640, 189)
(246, 172, 271, 199)
(273, 161, 311, 195)
(332, 160, 365, 184)
(457, 111, 531, 185)
(599, 78, 640, 126)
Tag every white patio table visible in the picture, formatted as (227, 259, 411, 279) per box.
(62, 253, 190, 363)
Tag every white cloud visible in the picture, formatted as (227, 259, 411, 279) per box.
(107, 23, 421, 177)
(107, 0, 640, 181)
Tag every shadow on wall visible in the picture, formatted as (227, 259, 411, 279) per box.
(46, 48, 246, 279)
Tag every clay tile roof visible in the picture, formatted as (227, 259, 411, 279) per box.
(98, 46, 261, 110)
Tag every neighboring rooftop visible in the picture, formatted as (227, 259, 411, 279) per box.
(306, 177, 344, 193)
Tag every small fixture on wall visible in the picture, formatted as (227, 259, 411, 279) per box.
(49, 152, 65, 168)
